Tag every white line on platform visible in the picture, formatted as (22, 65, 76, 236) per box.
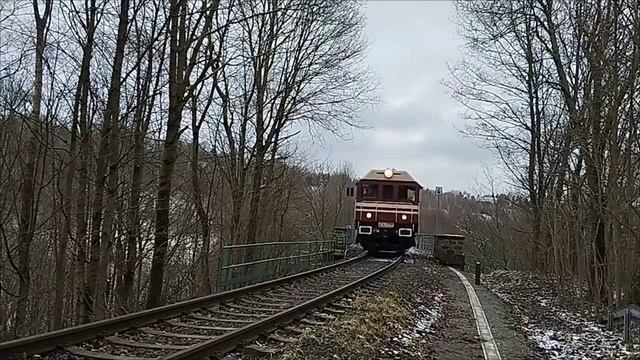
(449, 267, 502, 360)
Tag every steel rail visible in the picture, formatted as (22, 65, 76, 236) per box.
(0, 253, 368, 358)
(164, 257, 403, 359)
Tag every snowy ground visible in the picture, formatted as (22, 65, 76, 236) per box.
(345, 243, 366, 258)
(369, 257, 397, 262)
(483, 271, 637, 359)
(405, 246, 425, 256)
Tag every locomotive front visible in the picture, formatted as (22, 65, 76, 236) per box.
(354, 169, 422, 254)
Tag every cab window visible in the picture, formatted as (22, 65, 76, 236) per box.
(407, 188, 416, 201)
(399, 185, 416, 202)
(362, 183, 378, 198)
(383, 185, 394, 200)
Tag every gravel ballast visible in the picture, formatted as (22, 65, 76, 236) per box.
(277, 255, 449, 359)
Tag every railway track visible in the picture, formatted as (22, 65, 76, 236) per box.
(1, 255, 401, 360)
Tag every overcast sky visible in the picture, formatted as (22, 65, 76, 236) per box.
(303, 1, 496, 192)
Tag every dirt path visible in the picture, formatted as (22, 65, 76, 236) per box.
(432, 269, 485, 360)
(471, 280, 537, 360)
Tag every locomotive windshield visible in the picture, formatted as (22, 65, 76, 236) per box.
(362, 183, 377, 198)
(359, 182, 418, 202)
(399, 185, 416, 201)
(382, 185, 394, 200)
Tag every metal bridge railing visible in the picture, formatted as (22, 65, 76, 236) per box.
(216, 240, 335, 292)
(415, 233, 435, 256)
(331, 227, 357, 259)
(610, 304, 640, 344)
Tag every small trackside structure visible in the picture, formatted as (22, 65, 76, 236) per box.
(352, 169, 423, 254)
(416, 233, 466, 270)
(433, 234, 466, 270)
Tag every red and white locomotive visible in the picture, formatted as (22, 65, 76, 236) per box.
(354, 169, 423, 254)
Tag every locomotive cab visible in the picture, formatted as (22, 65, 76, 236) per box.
(353, 169, 422, 254)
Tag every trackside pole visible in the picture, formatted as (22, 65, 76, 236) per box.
(475, 261, 481, 285)
(624, 308, 630, 344)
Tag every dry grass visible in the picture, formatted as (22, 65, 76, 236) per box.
(278, 292, 413, 360)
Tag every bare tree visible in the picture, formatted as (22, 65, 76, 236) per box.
(146, 0, 220, 309)
(84, 0, 132, 322)
(215, 0, 374, 251)
(50, 0, 103, 328)
(115, 2, 166, 314)
(13, 0, 53, 337)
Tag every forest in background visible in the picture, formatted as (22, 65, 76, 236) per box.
(0, 0, 373, 339)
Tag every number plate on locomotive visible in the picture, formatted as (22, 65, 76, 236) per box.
(378, 222, 394, 228)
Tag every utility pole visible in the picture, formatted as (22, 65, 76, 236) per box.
(435, 186, 442, 234)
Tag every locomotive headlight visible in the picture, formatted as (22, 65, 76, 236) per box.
(401, 214, 408, 221)
(366, 212, 372, 219)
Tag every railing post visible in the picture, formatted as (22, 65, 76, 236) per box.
(624, 308, 631, 344)
(475, 261, 481, 285)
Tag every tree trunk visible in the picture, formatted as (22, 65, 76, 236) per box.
(116, 34, 160, 314)
(15, 0, 52, 336)
(147, 0, 187, 309)
(245, 78, 268, 245)
(54, 65, 80, 330)
(74, 73, 93, 324)
(190, 94, 214, 296)
(85, 108, 110, 321)
(94, 0, 130, 320)
(60, 0, 97, 327)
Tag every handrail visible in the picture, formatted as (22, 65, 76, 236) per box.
(612, 304, 640, 319)
(222, 249, 333, 270)
(222, 240, 334, 249)
(609, 304, 640, 344)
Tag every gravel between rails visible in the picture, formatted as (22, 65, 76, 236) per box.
(269, 256, 448, 360)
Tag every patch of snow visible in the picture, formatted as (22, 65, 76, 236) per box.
(390, 292, 445, 347)
(539, 298, 550, 307)
(405, 246, 423, 256)
(480, 213, 493, 221)
(527, 325, 630, 360)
